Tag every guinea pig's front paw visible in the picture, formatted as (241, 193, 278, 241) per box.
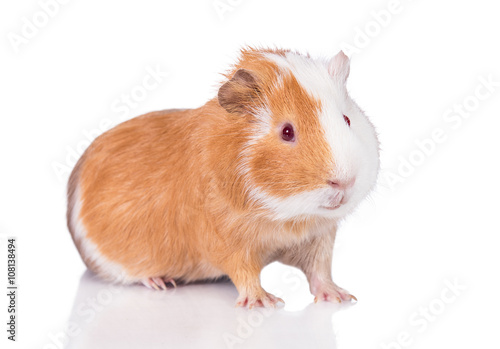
(235, 289, 285, 309)
(312, 280, 357, 304)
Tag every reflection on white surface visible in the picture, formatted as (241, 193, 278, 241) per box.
(64, 271, 353, 349)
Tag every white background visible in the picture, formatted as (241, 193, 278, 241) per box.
(1, 0, 500, 348)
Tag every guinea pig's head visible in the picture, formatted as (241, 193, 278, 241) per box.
(218, 48, 379, 221)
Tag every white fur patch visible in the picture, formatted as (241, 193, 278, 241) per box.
(249, 186, 354, 221)
(71, 185, 134, 284)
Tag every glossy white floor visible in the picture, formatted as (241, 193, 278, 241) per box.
(2, 1, 500, 348)
(6, 174, 500, 349)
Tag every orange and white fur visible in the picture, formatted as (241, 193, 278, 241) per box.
(67, 47, 379, 308)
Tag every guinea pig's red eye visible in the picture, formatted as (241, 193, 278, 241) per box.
(281, 123, 295, 142)
(343, 115, 351, 127)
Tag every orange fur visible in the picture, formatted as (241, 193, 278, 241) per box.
(67, 47, 356, 306)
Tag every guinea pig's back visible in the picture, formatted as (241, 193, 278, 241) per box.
(67, 109, 208, 283)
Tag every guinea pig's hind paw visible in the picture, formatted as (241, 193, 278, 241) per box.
(141, 277, 176, 291)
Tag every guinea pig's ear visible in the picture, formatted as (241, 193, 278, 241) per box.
(218, 69, 262, 115)
(328, 50, 350, 83)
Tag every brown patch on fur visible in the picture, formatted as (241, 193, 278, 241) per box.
(218, 69, 262, 114)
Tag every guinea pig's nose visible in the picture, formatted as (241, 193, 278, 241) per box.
(327, 177, 356, 190)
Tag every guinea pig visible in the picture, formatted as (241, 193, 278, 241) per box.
(67, 47, 380, 308)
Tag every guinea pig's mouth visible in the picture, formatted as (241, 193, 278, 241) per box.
(321, 191, 345, 210)
(320, 204, 342, 210)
